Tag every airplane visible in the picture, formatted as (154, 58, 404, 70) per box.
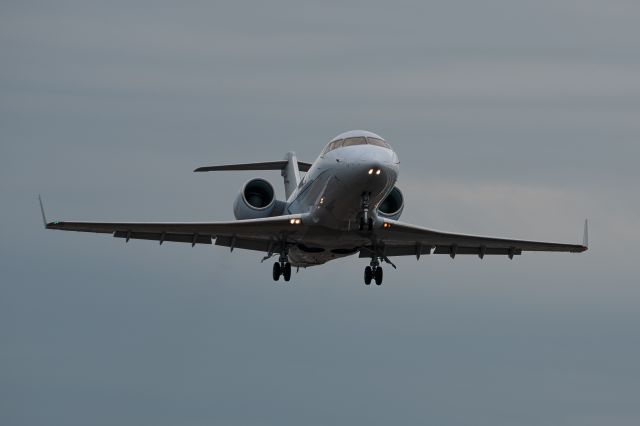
(41, 130, 588, 285)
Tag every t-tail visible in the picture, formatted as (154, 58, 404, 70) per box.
(194, 152, 312, 199)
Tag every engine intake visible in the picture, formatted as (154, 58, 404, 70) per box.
(377, 186, 404, 220)
(234, 178, 280, 219)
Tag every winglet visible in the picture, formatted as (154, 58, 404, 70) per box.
(583, 218, 589, 248)
(38, 194, 48, 228)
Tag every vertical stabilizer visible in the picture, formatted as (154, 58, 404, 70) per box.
(282, 152, 301, 200)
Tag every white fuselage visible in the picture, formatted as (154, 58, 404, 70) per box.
(284, 136, 400, 266)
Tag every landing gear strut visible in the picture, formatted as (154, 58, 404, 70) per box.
(359, 192, 374, 231)
(364, 258, 383, 285)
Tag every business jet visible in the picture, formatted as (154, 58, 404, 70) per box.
(41, 130, 588, 285)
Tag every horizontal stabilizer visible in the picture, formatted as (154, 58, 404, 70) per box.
(195, 161, 312, 173)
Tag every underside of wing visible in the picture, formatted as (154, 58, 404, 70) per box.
(361, 219, 588, 259)
(46, 215, 306, 251)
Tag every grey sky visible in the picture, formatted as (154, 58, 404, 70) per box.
(2, 1, 639, 425)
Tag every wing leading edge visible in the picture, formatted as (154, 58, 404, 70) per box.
(361, 219, 588, 259)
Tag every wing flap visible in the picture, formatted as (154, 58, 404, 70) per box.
(215, 236, 272, 252)
(358, 244, 433, 257)
(113, 231, 212, 245)
(432, 246, 522, 256)
(358, 245, 523, 258)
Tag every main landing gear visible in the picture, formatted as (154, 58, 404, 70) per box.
(272, 249, 292, 282)
(264, 241, 294, 282)
(272, 261, 292, 281)
(364, 258, 383, 285)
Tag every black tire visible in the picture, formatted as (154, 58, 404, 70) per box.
(374, 266, 383, 285)
(367, 217, 373, 231)
(364, 266, 373, 285)
(272, 262, 281, 281)
(283, 263, 292, 282)
(359, 217, 365, 231)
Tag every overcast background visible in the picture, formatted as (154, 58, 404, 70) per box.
(2, 1, 639, 425)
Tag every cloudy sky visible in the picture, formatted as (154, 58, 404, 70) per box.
(2, 1, 639, 425)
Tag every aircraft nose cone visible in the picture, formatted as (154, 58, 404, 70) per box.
(359, 149, 395, 168)
(333, 146, 399, 188)
(361, 153, 398, 178)
(364, 163, 385, 176)
(365, 162, 397, 181)
(354, 158, 398, 189)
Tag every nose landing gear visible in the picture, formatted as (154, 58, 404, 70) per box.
(359, 192, 374, 231)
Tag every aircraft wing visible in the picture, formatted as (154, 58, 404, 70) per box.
(362, 219, 588, 259)
(45, 214, 306, 252)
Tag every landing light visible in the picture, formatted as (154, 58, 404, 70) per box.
(368, 169, 374, 175)
(375, 169, 381, 175)
(290, 218, 302, 225)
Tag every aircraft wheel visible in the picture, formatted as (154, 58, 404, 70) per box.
(367, 217, 373, 231)
(364, 266, 373, 285)
(374, 267, 383, 285)
(283, 262, 292, 282)
(272, 262, 281, 281)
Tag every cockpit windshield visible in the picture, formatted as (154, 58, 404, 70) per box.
(341, 136, 367, 147)
(322, 136, 392, 155)
(366, 137, 388, 148)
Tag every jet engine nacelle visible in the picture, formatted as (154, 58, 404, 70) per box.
(377, 186, 404, 220)
(233, 178, 284, 220)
